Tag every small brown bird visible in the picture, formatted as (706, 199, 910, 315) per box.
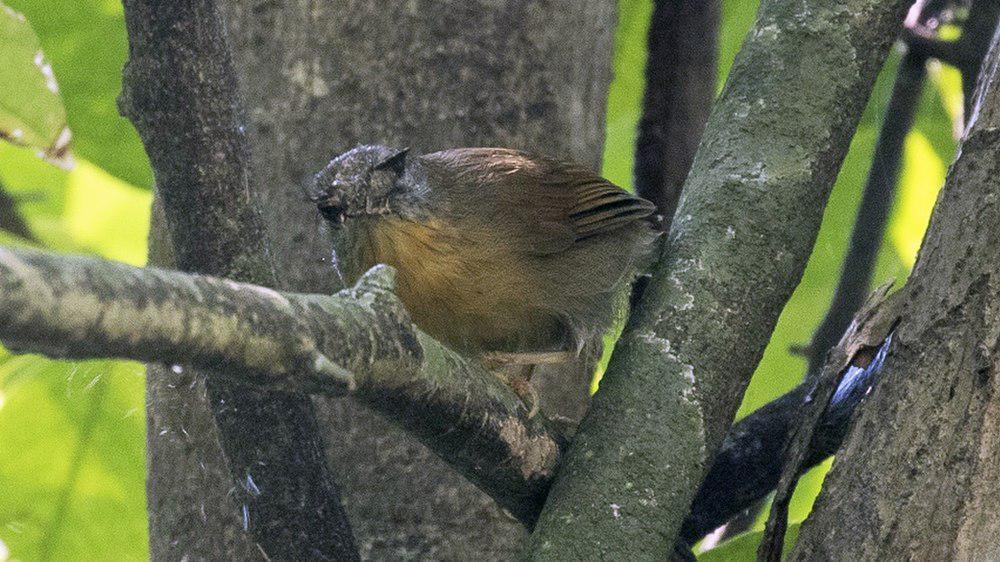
(312, 145, 658, 409)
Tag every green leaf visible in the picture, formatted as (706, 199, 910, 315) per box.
(927, 61, 964, 138)
(0, 358, 147, 561)
(5, 0, 152, 188)
(0, 3, 71, 168)
(890, 130, 945, 267)
(697, 524, 800, 562)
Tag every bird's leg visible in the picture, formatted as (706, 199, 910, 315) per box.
(509, 364, 540, 419)
(482, 351, 575, 418)
(481, 351, 576, 367)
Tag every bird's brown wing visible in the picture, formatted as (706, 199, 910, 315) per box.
(421, 148, 656, 255)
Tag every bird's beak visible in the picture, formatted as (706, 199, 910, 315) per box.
(313, 192, 347, 226)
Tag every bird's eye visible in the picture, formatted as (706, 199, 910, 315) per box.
(317, 204, 345, 223)
(314, 191, 347, 226)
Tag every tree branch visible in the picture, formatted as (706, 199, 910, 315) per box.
(904, 0, 1000, 109)
(806, 43, 925, 378)
(791, 21, 1000, 559)
(0, 239, 906, 542)
(117, 0, 357, 558)
(759, 284, 902, 561)
(680, 319, 897, 545)
(634, 0, 719, 232)
(0, 181, 37, 243)
(526, 0, 909, 558)
(0, 246, 564, 526)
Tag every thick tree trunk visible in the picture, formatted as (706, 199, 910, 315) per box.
(792, 27, 1000, 561)
(141, 2, 614, 559)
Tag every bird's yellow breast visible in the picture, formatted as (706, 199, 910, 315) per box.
(355, 216, 564, 353)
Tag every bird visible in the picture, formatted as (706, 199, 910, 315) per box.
(311, 145, 659, 414)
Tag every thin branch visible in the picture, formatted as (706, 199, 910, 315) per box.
(790, 22, 1000, 558)
(806, 47, 925, 378)
(0, 246, 564, 525)
(634, 0, 719, 232)
(679, 330, 889, 544)
(954, 0, 1000, 108)
(904, 0, 1000, 109)
(117, 0, 357, 558)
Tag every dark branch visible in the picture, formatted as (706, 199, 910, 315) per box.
(0, 181, 37, 243)
(955, 0, 1000, 108)
(806, 48, 925, 377)
(634, 0, 719, 232)
(902, 0, 1000, 111)
(759, 285, 902, 561)
(118, 0, 357, 558)
(808, 0, 1000, 379)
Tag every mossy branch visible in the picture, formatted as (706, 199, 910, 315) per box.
(0, 246, 563, 524)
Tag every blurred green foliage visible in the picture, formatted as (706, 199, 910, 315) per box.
(0, 4, 68, 165)
(0, 2, 150, 560)
(0, 0, 961, 560)
(5, 0, 151, 188)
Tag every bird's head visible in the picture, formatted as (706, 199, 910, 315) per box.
(311, 145, 419, 226)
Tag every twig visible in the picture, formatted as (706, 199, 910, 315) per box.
(118, 0, 357, 558)
(904, 0, 1000, 110)
(679, 330, 889, 544)
(0, 181, 37, 243)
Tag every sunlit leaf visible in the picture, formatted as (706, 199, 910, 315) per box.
(0, 3, 71, 168)
(927, 60, 964, 138)
(0, 358, 147, 561)
(697, 524, 800, 561)
(0, 142, 151, 264)
(64, 160, 151, 266)
(891, 131, 945, 267)
(5, 0, 152, 188)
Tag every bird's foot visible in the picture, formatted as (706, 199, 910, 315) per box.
(509, 376, 540, 419)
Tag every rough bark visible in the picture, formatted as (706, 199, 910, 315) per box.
(526, 0, 907, 559)
(0, 249, 565, 527)
(792, 24, 1000, 561)
(221, 2, 617, 558)
(118, 1, 356, 559)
